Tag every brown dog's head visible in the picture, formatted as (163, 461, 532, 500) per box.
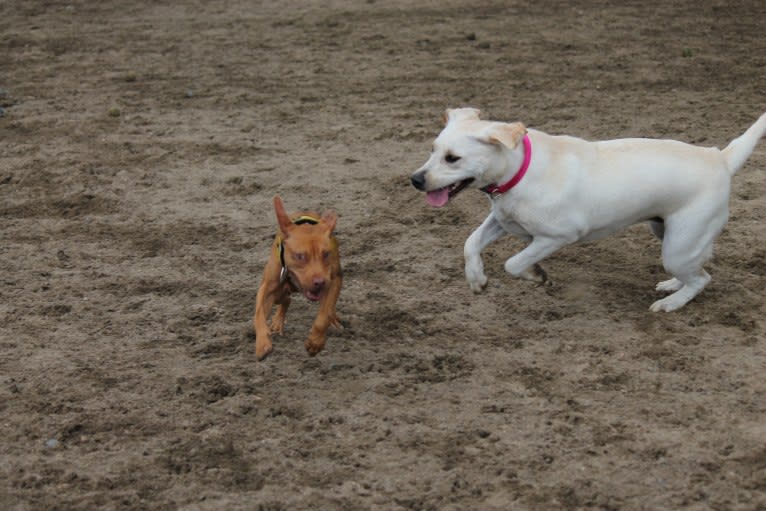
(273, 195, 338, 301)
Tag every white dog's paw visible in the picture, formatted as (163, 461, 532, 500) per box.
(465, 259, 487, 293)
(650, 295, 685, 313)
(529, 263, 551, 286)
(467, 275, 488, 293)
(656, 278, 682, 293)
(517, 263, 551, 286)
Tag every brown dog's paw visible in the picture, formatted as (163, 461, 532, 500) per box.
(255, 340, 273, 361)
(270, 318, 285, 335)
(304, 337, 326, 357)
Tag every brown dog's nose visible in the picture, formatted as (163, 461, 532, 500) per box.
(311, 277, 325, 291)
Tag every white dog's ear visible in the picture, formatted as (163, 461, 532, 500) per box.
(482, 122, 527, 148)
(444, 107, 481, 125)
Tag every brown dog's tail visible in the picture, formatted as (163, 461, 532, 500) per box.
(723, 112, 766, 176)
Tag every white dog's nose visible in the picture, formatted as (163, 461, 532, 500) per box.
(411, 170, 427, 190)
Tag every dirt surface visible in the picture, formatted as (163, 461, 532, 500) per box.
(1, 1, 765, 509)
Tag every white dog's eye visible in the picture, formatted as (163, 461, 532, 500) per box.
(445, 153, 461, 164)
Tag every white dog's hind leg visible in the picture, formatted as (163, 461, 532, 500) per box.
(464, 214, 506, 293)
(650, 211, 723, 312)
(649, 219, 665, 240)
(648, 220, 683, 293)
(650, 271, 711, 312)
(656, 278, 683, 292)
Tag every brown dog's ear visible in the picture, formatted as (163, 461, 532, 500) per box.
(273, 195, 293, 237)
(483, 122, 527, 148)
(444, 107, 481, 125)
(321, 210, 337, 232)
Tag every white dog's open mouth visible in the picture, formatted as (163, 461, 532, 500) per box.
(426, 178, 475, 207)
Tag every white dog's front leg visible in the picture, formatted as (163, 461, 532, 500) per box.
(504, 237, 568, 282)
(464, 214, 506, 293)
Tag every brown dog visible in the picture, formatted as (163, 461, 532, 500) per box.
(253, 196, 342, 360)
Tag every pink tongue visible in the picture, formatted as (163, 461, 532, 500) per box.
(426, 188, 450, 208)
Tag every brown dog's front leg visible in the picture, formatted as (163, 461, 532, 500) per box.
(253, 279, 278, 361)
(305, 275, 342, 357)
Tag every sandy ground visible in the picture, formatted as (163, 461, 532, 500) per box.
(1, 1, 765, 509)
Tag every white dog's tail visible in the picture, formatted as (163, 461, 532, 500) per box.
(722, 112, 766, 176)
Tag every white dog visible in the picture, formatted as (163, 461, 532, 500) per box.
(411, 108, 766, 312)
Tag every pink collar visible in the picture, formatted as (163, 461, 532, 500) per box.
(482, 134, 532, 196)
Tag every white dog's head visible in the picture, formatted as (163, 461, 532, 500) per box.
(410, 108, 527, 207)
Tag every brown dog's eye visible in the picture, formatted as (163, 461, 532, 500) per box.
(445, 153, 461, 163)
(294, 253, 306, 262)
(322, 251, 330, 260)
